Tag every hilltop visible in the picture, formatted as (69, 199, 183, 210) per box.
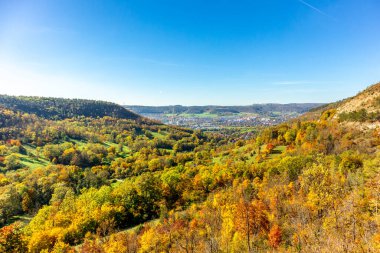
(0, 95, 140, 120)
(301, 82, 380, 123)
(337, 82, 380, 114)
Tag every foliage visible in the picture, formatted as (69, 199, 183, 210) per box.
(0, 94, 379, 252)
(0, 223, 27, 252)
(339, 108, 380, 122)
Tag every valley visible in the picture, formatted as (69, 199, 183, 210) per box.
(0, 83, 378, 252)
(126, 104, 323, 129)
(1, 1, 378, 252)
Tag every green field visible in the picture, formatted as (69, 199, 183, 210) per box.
(165, 112, 220, 118)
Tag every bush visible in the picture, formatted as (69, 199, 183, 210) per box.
(339, 109, 380, 122)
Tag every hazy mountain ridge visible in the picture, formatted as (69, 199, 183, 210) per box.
(125, 103, 325, 129)
(125, 103, 324, 115)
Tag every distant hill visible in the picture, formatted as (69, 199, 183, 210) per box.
(125, 103, 324, 115)
(0, 95, 140, 120)
(125, 103, 325, 129)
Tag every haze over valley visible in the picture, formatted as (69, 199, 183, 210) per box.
(126, 104, 324, 129)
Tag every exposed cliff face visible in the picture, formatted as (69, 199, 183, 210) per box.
(333, 82, 380, 131)
(336, 82, 380, 114)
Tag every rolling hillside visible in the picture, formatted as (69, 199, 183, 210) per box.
(0, 84, 379, 252)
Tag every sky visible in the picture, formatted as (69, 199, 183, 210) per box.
(0, 0, 379, 106)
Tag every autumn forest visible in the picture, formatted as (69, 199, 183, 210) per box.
(0, 83, 378, 253)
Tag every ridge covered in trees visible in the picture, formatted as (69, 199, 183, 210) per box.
(0, 83, 379, 252)
(0, 95, 140, 120)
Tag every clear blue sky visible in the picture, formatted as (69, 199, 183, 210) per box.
(0, 0, 379, 105)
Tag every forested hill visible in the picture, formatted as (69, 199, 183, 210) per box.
(125, 103, 324, 115)
(0, 95, 140, 120)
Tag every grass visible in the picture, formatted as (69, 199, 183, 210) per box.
(151, 131, 166, 139)
(20, 156, 49, 169)
(212, 156, 223, 164)
(8, 214, 34, 225)
(165, 112, 261, 119)
(274, 145, 286, 152)
(165, 113, 220, 118)
(18, 139, 133, 170)
(73, 218, 160, 250)
(111, 179, 123, 187)
(68, 138, 88, 147)
(213, 144, 287, 164)
(20, 145, 51, 169)
(268, 145, 286, 159)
